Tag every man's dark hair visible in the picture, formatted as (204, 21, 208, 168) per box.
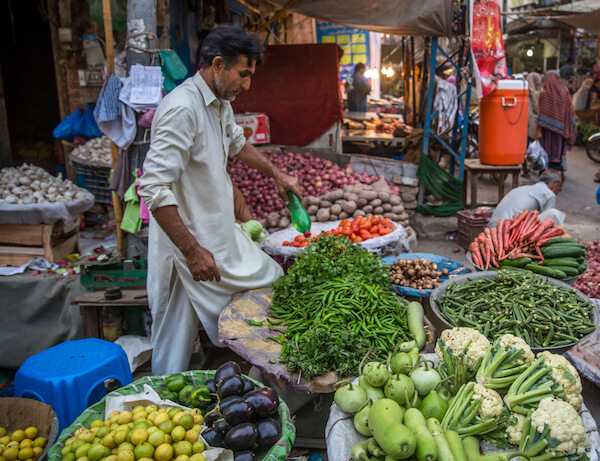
(199, 25, 264, 69)
(355, 63, 366, 72)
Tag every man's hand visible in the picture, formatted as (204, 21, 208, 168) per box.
(273, 170, 302, 205)
(183, 244, 221, 282)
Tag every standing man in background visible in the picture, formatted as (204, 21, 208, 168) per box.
(346, 63, 371, 112)
(138, 25, 301, 374)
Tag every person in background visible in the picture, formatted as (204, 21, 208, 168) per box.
(138, 25, 301, 375)
(572, 78, 594, 111)
(346, 63, 371, 112)
(488, 170, 564, 229)
(586, 78, 600, 125)
(536, 71, 576, 178)
(523, 72, 543, 177)
(559, 57, 574, 81)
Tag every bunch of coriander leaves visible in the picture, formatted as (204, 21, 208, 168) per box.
(270, 233, 392, 380)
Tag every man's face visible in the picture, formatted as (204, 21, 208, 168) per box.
(550, 181, 563, 195)
(214, 56, 256, 101)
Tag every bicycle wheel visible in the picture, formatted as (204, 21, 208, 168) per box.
(586, 139, 600, 163)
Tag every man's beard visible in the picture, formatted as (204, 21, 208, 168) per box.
(215, 75, 239, 101)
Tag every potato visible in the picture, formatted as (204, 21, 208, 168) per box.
(307, 196, 320, 207)
(359, 190, 378, 201)
(266, 212, 280, 228)
(278, 216, 291, 228)
(383, 212, 399, 220)
(362, 205, 373, 214)
(392, 205, 405, 214)
(339, 211, 349, 219)
(310, 215, 317, 222)
(307, 205, 319, 215)
(343, 201, 357, 214)
(378, 192, 390, 203)
(331, 189, 344, 201)
(374, 206, 384, 214)
(319, 200, 333, 209)
(281, 207, 290, 217)
(330, 214, 338, 220)
(382, 203, 392, 212)
(369, 199, 382, 207)
(353, 209, 366, 218)
(268, 227, 278, 234)
(398, 212, 409, 220)
(330, 203, 342, 215)
(357, 197, 368, 208)
(316, 208, 330, 222)
(389, 195, 402, 206)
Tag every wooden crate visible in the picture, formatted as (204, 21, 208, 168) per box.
(0, 217, 80, 266)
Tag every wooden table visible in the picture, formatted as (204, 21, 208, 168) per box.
(463, 158, 521, 209)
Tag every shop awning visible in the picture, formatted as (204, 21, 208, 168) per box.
(265, 0, 454, 36)
(553, 10, 600, 35)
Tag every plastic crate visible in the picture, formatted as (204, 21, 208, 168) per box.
(456, 209, 494, 249)
(76, 164, 111, 204)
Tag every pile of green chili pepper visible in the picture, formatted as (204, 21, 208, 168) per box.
(436, 270, 596, 348)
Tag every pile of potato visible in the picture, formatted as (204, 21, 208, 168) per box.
(389, 259, 449, 290)
(263, 181, 413, 234)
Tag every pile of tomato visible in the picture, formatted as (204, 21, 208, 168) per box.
(282, 215, 395, 247)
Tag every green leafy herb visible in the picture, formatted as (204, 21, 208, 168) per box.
(245, 319, 264, 327)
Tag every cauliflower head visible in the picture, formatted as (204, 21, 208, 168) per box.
(537, 351, 583, 410)
(435, 327, 490, 368)
(505, 413, 526, 446)
(531, 397, 589, 455)
(472, 383, 504, 419)
(499, 334, 534, 366)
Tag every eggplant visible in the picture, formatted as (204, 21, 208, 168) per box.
(242, 377, 256, 395)
(223, 422, 258, 451)
(233, 451, 255, 461)
(204, 403, 219, 427)
(201, 427, 224, 447)
(213, 418, 232, 434)
(223, 399, 254, 426)
(215, 361, 242, 385)
(217, 375, 245, 399)
(243, 388, 280, 418)
(255, 418, 282, 448)
(219, 395, 243, 412)
(205, 378, 217, 394)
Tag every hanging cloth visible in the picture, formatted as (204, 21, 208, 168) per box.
(120, 170, 143, 234)
(416, 153, 464, 216)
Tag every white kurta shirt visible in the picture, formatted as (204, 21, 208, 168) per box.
(138, 73, 283, 372)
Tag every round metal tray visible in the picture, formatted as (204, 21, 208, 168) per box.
(429, 271, 599, 354)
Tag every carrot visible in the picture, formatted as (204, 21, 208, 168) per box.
(528, 218, 555, 244)
(491, 227, 499, 256)
(535, 245, 545, 261)
(496, 220, 505, 258)
(537, 227, 565, 246)
(470, 241, 483, 268)
(484, 228, 494, 256)
(481, 242, 490, 270)
(509, 210, 528, 230)
(503, 219, 512, 250)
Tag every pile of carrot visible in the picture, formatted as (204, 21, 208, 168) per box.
(469, 209, 569, 269)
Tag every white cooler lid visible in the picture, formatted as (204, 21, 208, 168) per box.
(496, 79, 528, 90)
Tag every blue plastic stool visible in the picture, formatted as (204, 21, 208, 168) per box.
(15, 338, 133, 433)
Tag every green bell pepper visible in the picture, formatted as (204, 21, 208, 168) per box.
(166, 374, 186, 392)
(160, 389, 178, 402)
(178, 384, 195, 407)
(190, 385, 211, 410)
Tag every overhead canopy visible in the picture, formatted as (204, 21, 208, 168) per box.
(554, 10, 600, 35)
(266, 0, 454, 36)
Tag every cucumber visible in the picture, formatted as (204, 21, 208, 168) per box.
(576, 256, 586, 263)
(445, 430, 468, 461)
(543, 257, 580, 268)
(368, 399, 416, 459)
(541, 247, 586, 258)
(426, 418, 455, 461)
(546, 237, 584, 246)
(553, 269, 567, 279)
(548, 266, 579, 277)
(500, 257, 531, 268)
(404, 408, 438, 461)
(406, 301, 426, 350)
(578, 262, 588, 274)
(525, 264, 556, 277)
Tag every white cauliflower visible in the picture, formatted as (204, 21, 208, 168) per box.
(435, 327, 490, 368)
(505, 412, 526, 446)
(531, 398, 589, 455)
(537, 351, 583, 410)
(499, 334, 534, 366)
(472, 383, 504, 419)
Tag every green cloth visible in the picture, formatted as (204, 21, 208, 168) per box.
(121, 173, 143, 234)
(47, 370, 295, 461)
(417, 153, 464, 216)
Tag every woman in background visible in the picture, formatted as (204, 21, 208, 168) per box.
(536, 71, 576, 179)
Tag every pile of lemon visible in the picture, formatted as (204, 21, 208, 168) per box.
(60, 406, 206, 461)
(0, 425, 47, 461)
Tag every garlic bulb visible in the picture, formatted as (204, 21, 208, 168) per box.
(70, 135, 112, 165)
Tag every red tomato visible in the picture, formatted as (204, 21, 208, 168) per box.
(379, 227, 392, 235)
(282, 241, 291, 246)
(342, 228, 352, 237)
(340, 219, 351, 228)
(371, 216, 381, 225)
(292, 241, 301, 247)
(359, 221, 372, 230)
(382, 219, 394, 229)
(370, 224, 380, 234)
(300, 241, 309, 247)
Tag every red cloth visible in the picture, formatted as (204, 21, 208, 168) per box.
(538, 72, 576, 147)
(232, 44, 343, 146)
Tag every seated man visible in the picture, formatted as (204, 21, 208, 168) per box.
(488, 170, 564, 229)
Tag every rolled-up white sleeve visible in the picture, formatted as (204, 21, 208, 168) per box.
(227, 110, 246, 157)
(138, 105, 196, 212)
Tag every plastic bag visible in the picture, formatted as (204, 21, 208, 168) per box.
(52, 108, 83, 141)
(526, 140, 549, 171)
(159, 50, 189, 93)
(73, 103, 103, 139)
(89, 0, 127, 33)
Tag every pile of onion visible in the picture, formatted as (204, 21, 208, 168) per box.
(228, 149, 401, 220)
(573, 240, 600, 298)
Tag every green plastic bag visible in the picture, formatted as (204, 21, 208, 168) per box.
(47, 370, 295, 461)
(417, 153, 464, 216)
(89, 0, 127, 33)
(159, 50, 189, 93)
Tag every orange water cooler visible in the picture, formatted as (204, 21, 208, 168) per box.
(478, 80, 529, 165)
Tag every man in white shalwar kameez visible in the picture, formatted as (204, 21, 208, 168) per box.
(138, 25, 301, 375)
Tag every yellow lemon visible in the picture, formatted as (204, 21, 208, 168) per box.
(173, 442, 192, 458)
(144, 406, 157, 415)
(157, 409, 168, 414)
(74, 443, 91, 459)
(117, 443, 134, 454)
(116, 412, 132, 425)
(17, 447, 32, 461)
(116, 450, 134, 461)
(74, 428, 85, 438)
(188, 454, 205, 461)
(183, 431, 198, 445)
(104, 420, 112, 428)
(131, 406, 145, 415)
(9, 433, 23, 444)
(113, 431, 127, 446)
(192, 414, 204, 426)
(146, 427, 157, 435)
(32, 447, 43, 457)
(109, 424, 119, 432)
(153, 444, 173, 461)
(3, 447, 18, 461)
(133, 421, 150, 432)
(87, 444, 105, 461)
(177, 416, 194, 432)
(147, 430, 165, 448)
(174, 455, 189, 461)
(0, 429, 5, 438)
(191, 442, 204, 455)
(32, 438, 45, 450)
(0, 437, 10, 446)
(157, 422, 174, 436)
(164, 435, 172, 445)
(137, 458, 153, 461)
(96, 427, 109, 439)
(18, 441, 31, 450)
(133, 443, 154, 460)
(71, 439, 85, 452)
(61, 446, 72, 456)
(151, 414, 169, 427)
(6, 443, 18, 450)
(166, 409, 181, 420)
(105, 456, 117, 461)
(101, 434, 116, 450)
(170, 427, 185, 444)
(191, 426, 201, 434)
(79, 430, 95, 444)
(23, 429, 37, 442)
(62, 453, 76, 461)
(90, 420, 104, 430)
(130, 429, 148, 446)
(78, 456, 90, 461)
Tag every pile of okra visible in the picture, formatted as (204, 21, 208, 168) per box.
(436, 270, 596, 347)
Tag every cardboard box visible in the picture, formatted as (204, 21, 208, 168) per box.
(235, 113, 271, 144)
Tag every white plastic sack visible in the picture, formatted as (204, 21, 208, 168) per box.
(325, 354, 600, 461)
(526, 140, 549, 172)
(260, 220, 408, 260)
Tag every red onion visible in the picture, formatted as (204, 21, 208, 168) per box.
(573, 240, 600, 298)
